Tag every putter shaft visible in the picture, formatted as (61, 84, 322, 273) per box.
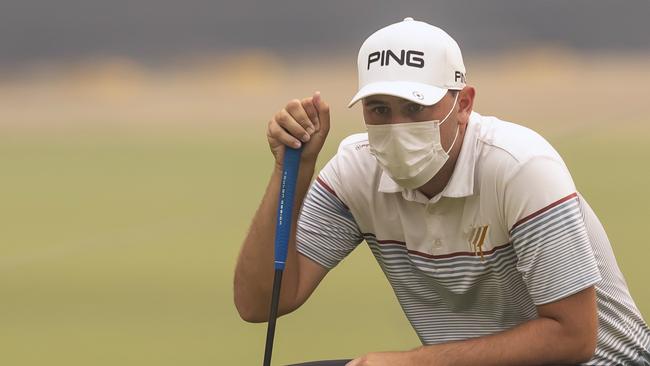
(263, 269, 284, 366)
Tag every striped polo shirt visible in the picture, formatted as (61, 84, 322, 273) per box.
(296, 112, 650, 364)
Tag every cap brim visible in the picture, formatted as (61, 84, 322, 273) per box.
(348, 81, 447, 108)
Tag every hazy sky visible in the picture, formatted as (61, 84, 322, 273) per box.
(1, 0, 648, 66)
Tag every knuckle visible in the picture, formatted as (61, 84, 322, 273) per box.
(272, 121, 285, 134)
(268, 120, 277, 131)
(277, 111, 294, 126)
(274, 110, 285, 122)
(266, 125, 277, 138)
(267, 120, 276, 133)
(286, 99, 301, 110)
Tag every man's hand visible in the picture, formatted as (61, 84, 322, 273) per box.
(346, 350, 423, 366)
(267, 91, 330, 168)
(234, 92, 330, 323)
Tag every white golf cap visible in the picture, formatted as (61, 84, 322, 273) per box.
(348, 17, 466, 107)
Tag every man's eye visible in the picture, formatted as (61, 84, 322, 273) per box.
(373, 106, 389, 115)
(407, 104, 425, 114)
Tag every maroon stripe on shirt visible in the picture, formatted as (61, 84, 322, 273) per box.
(316, 176, 349, 210)
(511, 192, 578, 231)
(408, 242, 512, 259)
(363, 233, 512, 259)
(316, 176, 337, 198)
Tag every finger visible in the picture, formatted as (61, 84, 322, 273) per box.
(268, 119, 302, 149)
(275, 108, 311, 143)
(312, 91, 330, 135)
(301, 96, 319, 133)
(285, 99, 315, 135)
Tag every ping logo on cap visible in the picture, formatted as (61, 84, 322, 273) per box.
(455, 71, 466, 84)
(367, 49, 425, 70)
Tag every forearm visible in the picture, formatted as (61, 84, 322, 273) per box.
(411, 316, 594, 366)
(233, 160, 316, 322)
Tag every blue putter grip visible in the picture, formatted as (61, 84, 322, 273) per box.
(274, 146, 303, 270)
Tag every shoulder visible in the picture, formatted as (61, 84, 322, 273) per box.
(473, 113, 568, 181)
(336, 132, 370, 154)
(477, 114, 563, 163)
(329, 132, 378, 175)
(317, 132, 381, 199)
(471, 114, 577, 229)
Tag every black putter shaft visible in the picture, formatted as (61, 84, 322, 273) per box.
(263, 269, 283, 366)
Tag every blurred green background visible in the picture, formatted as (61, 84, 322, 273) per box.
(1, 1, 649, 365)
(1, 113, 648, 365)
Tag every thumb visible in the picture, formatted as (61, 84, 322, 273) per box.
(312, 91, 330, 135)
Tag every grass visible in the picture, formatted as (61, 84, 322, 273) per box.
(0, 121, 648, 365)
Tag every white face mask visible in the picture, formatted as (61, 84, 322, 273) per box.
(366, 93, 459, 190)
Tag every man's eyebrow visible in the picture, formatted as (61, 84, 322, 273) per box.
(363, 99, 387, 106)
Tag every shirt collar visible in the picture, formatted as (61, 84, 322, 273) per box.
(378, 112, 481, 203)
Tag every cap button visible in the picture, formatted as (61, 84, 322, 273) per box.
(403, 17, 414, 22)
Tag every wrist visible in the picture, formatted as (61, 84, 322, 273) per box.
(273, 159, 316, 182)
(299, 156, 317, 170)
(274, 157, 317, 172)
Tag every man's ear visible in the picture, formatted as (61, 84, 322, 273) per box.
(457, 86, 475, 124)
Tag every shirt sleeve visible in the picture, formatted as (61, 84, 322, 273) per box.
(505, 156, 602, 305)
(296, 156, 364, 270)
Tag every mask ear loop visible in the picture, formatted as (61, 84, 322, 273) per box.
(438, 92, 459, 126)
(445, 124, 460, 155)
(440, 92, 460, 154)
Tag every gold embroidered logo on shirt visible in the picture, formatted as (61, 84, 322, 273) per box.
(467, 225, 489, 260)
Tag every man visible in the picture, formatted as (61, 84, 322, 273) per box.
(234, 17, 650, 365)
